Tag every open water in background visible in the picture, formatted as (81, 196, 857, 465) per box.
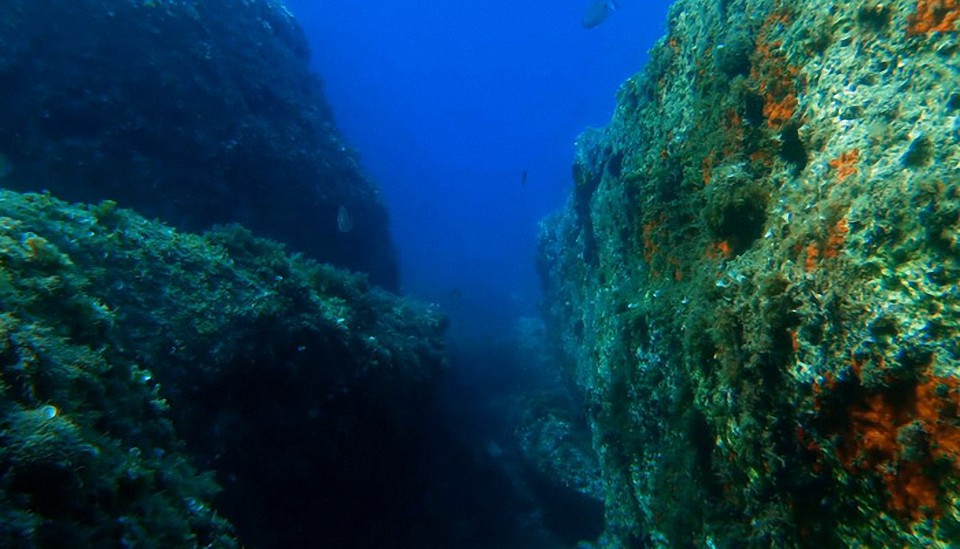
(278, 1, 672, 545)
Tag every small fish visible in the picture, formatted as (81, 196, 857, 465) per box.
(520, 169, 528, 186)
(582, 0, 619, 29)
(336, 205, 354, 233)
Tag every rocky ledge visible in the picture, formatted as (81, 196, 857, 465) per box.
(0, 190, 445, 547)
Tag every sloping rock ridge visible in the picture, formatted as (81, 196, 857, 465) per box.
(539, 0, 959, 546)
(0, 0, 398, 289)
(0, 190, 445, 547)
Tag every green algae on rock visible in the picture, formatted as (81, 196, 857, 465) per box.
(0, 190, 446, 547)
(0, 195, 238, 548)
(538, 0, 960, 546)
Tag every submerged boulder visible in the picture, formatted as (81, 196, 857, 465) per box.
(539, 0, 960, 546)
(0, 0, 398, 289)
(0, 190, 446, 547)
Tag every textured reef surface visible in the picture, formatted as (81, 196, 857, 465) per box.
(0, 190, 445, 547)
(539, 0, 960, 546)
(0, 0, 398, 289)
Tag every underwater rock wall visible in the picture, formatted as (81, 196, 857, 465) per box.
(0, 0, 399, 289)
(0, 190, 445, 547)
(539, 0, 959, 546)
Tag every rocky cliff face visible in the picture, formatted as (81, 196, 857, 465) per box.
(0, 0, 398, 289)
(0, 190, 445, 547)
(539, 0, 960, 545)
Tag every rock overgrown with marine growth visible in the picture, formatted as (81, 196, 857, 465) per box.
(0, 190, 446, 548)
(0, 0, 398, 289)
(538, 0, 960, 546)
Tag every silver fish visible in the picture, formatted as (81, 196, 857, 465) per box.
(582, 0, 619, 29)
(337, 205, 354, 233)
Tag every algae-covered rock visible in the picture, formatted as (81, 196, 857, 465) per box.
(510, 317, 603, 502)
(0, 190, 446, 547)
(0, 197, 237, 547)
(539, 0, 960, 546)
(0, 0, 398, 289)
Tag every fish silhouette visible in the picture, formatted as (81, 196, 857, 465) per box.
(582, 0, 619, 29)
(337, 205, 354, 233)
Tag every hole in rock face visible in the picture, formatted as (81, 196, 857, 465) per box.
(606, 150, 623, 179)
(704, 169, 769, 255)
(948, 93, 960, 111)
(715, 201, 766, 253)
(780, 122, 808, 171)
(743, 93, 766, 126)
(902, 135, 933, 168)
(857, 3, 893, 30)
(714, 30, 754, 78)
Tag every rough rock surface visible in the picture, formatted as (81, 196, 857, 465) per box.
(0, 0, 398, 289)
(538, 0, 960, 546)
(511, 317, 604, 502)
(0, 190, 445, 547)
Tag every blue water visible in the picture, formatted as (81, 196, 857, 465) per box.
(275, 3, 673, 545)
(284, 0, 671, 340)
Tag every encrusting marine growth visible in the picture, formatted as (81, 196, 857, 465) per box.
(538, 0, 960, 545)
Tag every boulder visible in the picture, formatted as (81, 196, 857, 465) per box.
(0, 0, 398, 289)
